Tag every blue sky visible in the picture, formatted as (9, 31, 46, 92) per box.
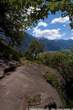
(26, 11, 73, 40)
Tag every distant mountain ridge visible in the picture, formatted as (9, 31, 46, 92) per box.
(39, 38, 73, 51)
(20, 33, 73, 52)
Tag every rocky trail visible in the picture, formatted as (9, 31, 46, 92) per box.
(0, 63, 63, 110)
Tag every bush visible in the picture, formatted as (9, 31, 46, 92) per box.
(36, 51, 73, 107)
(0, 40, 21, 61)
(44, 72, 60, 89)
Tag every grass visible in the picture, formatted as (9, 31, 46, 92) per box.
(25, 94, 41, 106)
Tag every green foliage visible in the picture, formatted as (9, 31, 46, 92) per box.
(36, 51, 73, 107)
(26, 94, 41, 106)
(0, 0, 73, 60)
(36, 52, 67, 68)
(0, 39, 21, 61)
(25, 39, 43, 60)
(44, 70, 66, 107)
(0, 0, 43, 45)
(0, 0, 73, 46)
(44, 72, 60, 88)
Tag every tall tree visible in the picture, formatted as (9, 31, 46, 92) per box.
(0, 0, 43, 45)
(25, 39, 43, 60)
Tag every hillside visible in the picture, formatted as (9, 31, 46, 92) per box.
(39, 39, 73, 51)
(0, 62, 63, 110)
(1, 32, 73, 53)
(19, 33, 73, 52)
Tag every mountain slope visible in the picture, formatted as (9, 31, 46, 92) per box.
(20, 33, 73, 52)
(40, 39, 73, 51)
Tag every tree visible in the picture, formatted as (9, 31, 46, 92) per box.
(25, 39, 43, 60)
(0, 0, 43, 46)
(0, 0, 73, 46)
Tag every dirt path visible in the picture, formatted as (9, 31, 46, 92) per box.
(0, 63, 63, 110)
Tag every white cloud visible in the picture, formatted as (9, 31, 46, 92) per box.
(51, 16, 69, 24)
(32, 27, 64, 40)
(27, 21, 48, 31)
(69, 35, 73, 40)
(27, 27, 31, 31)
(37, 21, 48, 27)
(71, 29, 73, 33)
(70, 30, 73, 38)
(70, 36, 73, 40)
(63, 24, 66, 27)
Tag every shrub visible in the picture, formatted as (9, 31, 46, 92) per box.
(36, 51, 73, 107)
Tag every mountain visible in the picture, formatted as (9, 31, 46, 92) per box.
(39, 38, 73, 51)
(19, 33, 36, 52)
(20, 33, 73, 52)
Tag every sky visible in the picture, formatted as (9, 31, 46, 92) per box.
(26, 11, 73, 40)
